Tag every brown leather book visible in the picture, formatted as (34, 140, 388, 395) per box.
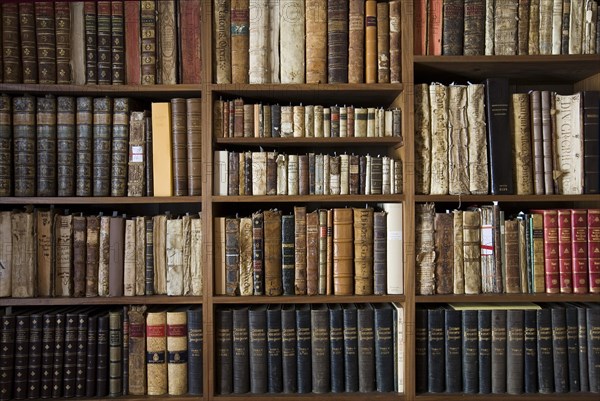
(127, 305, 147, 395)
(186, 98, 202, 196)
(2, 3, 21, 83)
(0, 95, 11, 196)
(243, 151, 252, 195)
(298, 155, 309, 196)
(326, 209, 334, 294)
(171, 98, 188, 196)
(35, 1, 57, 83)
(318, 209, 328, 294)
(463, 209, 481, 294)
(389, 1, 401, 83)
(373, 210, 387, 295)
(124, 0, 141, 84)
(348, 0, 365, 83)
(266, 151, 277, 195)
(353, 208, 373, 295)
(227, 151, 239, 196)
(239, 217, 253, 296)
(37, 96, 58, 197)
(306, 210, 319, 296)
(141, 0, 157, 85)
(510, 93, 534, 195)
(158, 0, 178, 84)
(55, 2, 71, 84)
(416, 203, 435, 295)
(153, 215, 167, 295)
(12, 96, 36, 196)
(252, 212, 264, 295)
(464, 0, 485, 55)
(36, 209, 56, 297)
(349, 154, 360, 194)
(84, 1, 97, 84)
(85, 215, 100, 297)
(127, 111, 147, 197)
(98, 215, 111, 296)
(57, 97, 76, 196)
(11, 211, 36, 297)
(111, 0, 125, 84)
(19, 2, 37, 83)
(111, 98, 130, 196)
(504, 218, 521, 293)
(243, 104, 254, 138)
(333, 208, 354, 295)
(328, 0, 349, 83)
(76, 97, 93, 196)
(97, 1, 112, 84)
(225, 217, 240, 295)
(264, 210, 282, 296)
(233, 98, 243, 138)
(213, 99, 224, 138)
(178, 0, 202, 84)
(434, 212, 454, 294)
(214, 0, 231, 84)
(124, 218, 135, 295)
(55, 213, 74, 297)
(108, 215, 125, 296)
(294, 206, 307, 295)
(365, 0, 377, 83)
(306, 0, 328, 83)
(231, 0, 249, 83)
(134, 216, 146, 295)
(376, 2, 390, 83)
(93, 97, 113, 196)
(72, 215, 87, 297)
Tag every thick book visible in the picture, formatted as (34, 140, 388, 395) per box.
(18, 3, 37, 84)
(110, 1, 124, 84)
(583, 91, 600, 194)
(374, 303, 394, 392)
(589, 209, 600, 294)
(415, 308, 428, 393)
(11, 212, 35, 297)
(557, 209, 574, 293)
(434, 212, 454, 294)
(123, 0, 141, 85)
(232, 306, 249, 394)
(35, 2, 57, 83)
(442, 0, 465, 55)
(506, 309, 524, 394)
(97, 313, 109, 396)
(0, 96, 11, 197)
(281, 214, 295, 296)
(281, 305, 297, 393)
(166, 310, 187, 395)
(524, 309, 538, 393)
(357, 304, 375, 392)
(373, 210, 387, 295)
(151, 102, 173, 196)
(537, 307, 555, 393)
(0, 314, 15, 401)
(225, 217, 240, 295)
(428, 0, 443, 55)
(57, 97, 76, 196)
(311, 304, 330, 393)
(295, 304, 312, 393)
(416, 203, 436, 295)
(213, 0, 231, 84)
(427, 307, 445, 393)
(565, 305, 581, 391)
(328, 304, 344, 393)
(587, 304, 600, 392)
(35, 209, 55, 298)
(187, 306, 203, 395)
(96, 1, 112, 84)
(264, 210, 282, 296)
(83, 1, 97, 84)
(108, 310, 123, 397)
(128, 305, 147, 396)
(491, 309, 507, 393)
(266, 305, 282, 393)
(464, 0, 486, 55)
(494, 0, 518, 54)
(462, 309, 479, 393)
(342, 304, 359, 392)
(37, 96, 58, 196)
(510, 93, 534, 194)
(108, 215, 125, 297)
(550, 305, 569, 393)
(354, 208, 374, 295)
(111, 98, 130, 196)
(13, 313, 29, 399)
(554, 93, 584, 194)
(280, 0, 305, 83)
(92, 97, 112, 196)
(141, 1, 157, 84)
(333, 208, 354, 295)
(2, 4, 21, 83)
(146, 311, 167, 395)
(249, 305, 268, 394)
(478, 309, 492, 394)
(157, 0, 178, 84)
(216, 308, 233, 394)
(179, 0, 202, 84)
(186, 98, 202, 196)
(84, 313, 98, 397)
(76, 97, 93, 196)
(54, 213, 73, 297)
(171, 98, 188, 196)
(348, 0, 365, 83)
(327, 0, 349, 83)
(444, 308, 462, 393)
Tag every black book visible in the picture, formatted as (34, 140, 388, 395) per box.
(75, 311, 89, 397)
(461, 309, 479, 394)
(108, 310, 123, 397)
(0, 314, 15, 401)
(444, 309, 462, 393)
(122, 306, 128, 396)
(586, 303, 600, 393)
(343, 304, 359, 393)
(281, 214, 295, 296)
(478, 310, 492, 394)
(266, 305, 283, 393)
(415, 308, 428, 393)
(550, 305, 568, 393)
(232, 306, 250, 394)
(311, 304, 330, 393)
(442, 0, 465, 55)
(144, 114, 153, 196)
(577, 305, 589, 392)
(374, 303, 394, 393)
(427, 307, 445, 393)
(63, 311, 79, 398)
(41, 312, 56, 399)
(583, 91, 600, 194)
(52, 310, 67, 398)
(491, 309, 507, 394)
(27, 313, 43, 399)
(357, 303, 375, 393)
(187, 306, 203, 395)
(215, 308, 233, 395)
(523, 309, 538, 394)
(281, 305, 297, 393)
(484, 77, 514, 195)
(506, 310, 524, 395)
(295, 304, 312, 393)
(271, 104, 281, 138)
(249, 305, 268, 394)
(536, 308, 555, 394)
(13, 314, 29, 400)
(565, 305, 581, 392)
(85, 314, 98, 397)
(329, 304, 344, 393)
(96, 313, 109, 397)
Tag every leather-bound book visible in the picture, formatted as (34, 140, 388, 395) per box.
(214, 217, 227, 295)
(92, 97, 113, 196)
(84, 215, 99, 296)
(19, 3, 37, 83)
(528, 0, 540, 54)
(123, 0, 141, 85)
(10, 314, 26, 400)
(36, 96, 58, 196)
(442, 0, 464, 55)
(426, 307, 444, 393)
(232, 306, 249, 394)
(414, 0, 427, 55)
(157, 0, 177, 84)
(231, 0, 249, 84)
(244, 151, 253, 195)
(370, 156, 383, 195)
(342, 304, 359, 392)
(529, 90, 545, 194)
(557, 209, 574, 293)
(306, 0, 327, 83)
(374, 303, 394, 392)
(306, 211, 319, 295)
(517, 0, 530, 54)
(349, 154, 359, 194)
(110, 1, 124, 84)
(2, 4, 21, 83)
(295, 304, 312, 393)
(146, 310, 167, 395)
(536, 307, 554, 393)
(111, 98, 130, 196)
(550, 306, 568, 392)
(186, 98, 202, 196)
(249, 305, 268, 393)
(541, 90, 554, 193)
(64, 312, 83, 398)
(40, 312, 56, 398)
(428, 0, 443, 55)
(265, 305, 282, 393)
(311, 304, 330, 393)
(108, 310, 123, 397)
(434, 212, 454, 294)
(504, 219, 521, 293)
(365, 0, 377, 83)
(170, 98, 188, 196)
(186, 306, 202, 395)
(571, 208, 590, 291)
(55, 214, 74, 296)
(333, 208, 353, 295)
(327, 0, 349, 83)
(448, 85, 469, 195)
(11, 211, 35, 297)
(297, 154, 309, 195)
(252, 212, 264, 295)
(140, 1, 157, 84)
(36, 209, 55, 297)
(35, 2, 56, 83)
(55, 2, 71, 84)
(225, 217, 240, 295)
(145, 218, 154, 295)
(123, 306, 129, 395)
(328, 304, 344, 393)
(27, 313, 43, 399)
(353, 208, 373, 295)
(292, 207, 307, 295)
(569, 0, 584, 54)
(510, 94, 534, 194)
(127, 305, 147, 395)
(56, 97, 76, 196)
(214, 0, 231, 84)
(98, 216, 111, 296)
(84, 313, 98, 397)
(166, 310, 187, 395)
(588, 209, 600, 293)
(463, 0, 485, 55)
(318, 209, 328, 295)
(84, 1, 97, 84)
(179, 0, 202, 84)
(96, 1, 112, 84)
(51, 310, 67, 398)
(216, 308, 233, 394)
(357, 303, 375, 392)
(280, 0, 305, 83)
(389, 1, 401, 82)
(485, 78, 514, 194)
(75, 97, 93, 196)
(444, 308, 462, 392)
(506, 309, 524, 394)
(463, 209, 481, 294)
(108, 215, 125, 296)
(0, 212, 11, 297)
(98, 314, 112, 395)
(494, 0, 518, 54)
(565, 305, 580, 391)
(264, 210, 282, 296)
(576, 305, 589, 391)
(523, 309, 538, 393)
(462, 309, 479, 393)
(281, 305, 297, 393)
(0, 96, 10, 197)
(127, 111, 147, 196)
(281, 214, 295, 296)
(530, 213, 546, 293)
(583, 91, 599, 194)
(587, 305, 600, 392)
(415, 308, 427, 393)
(266, 151, 277, 195)
(416, 203, 436, 295)
(239, 217, 253, 296)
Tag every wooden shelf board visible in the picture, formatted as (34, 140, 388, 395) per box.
(415, 293, 597, 303)
(213, 195, 405, 203)
(0, 196, 201, 205)
(414, 54, 600, 83)
(213, 295, 405, 304)
(0, 83, 203, 99)
(416, 393, 600, 400)
(1, 296, 203, 306)
(414, 194, 600, 203)
(215, 137, 404, 147)
(214, 393, 404, 400)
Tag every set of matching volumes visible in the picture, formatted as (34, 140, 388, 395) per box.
(216, 302, 404, 395)
(415, 0, 600, 56)
(214, 98, 403, 139)
(415, 81, 599, 195)
(416, 303, 600, 394)
(0, 305, 203, 401)
(0, 0, 202, 85)
(214, 0, 402, 84)
(214, 204, 403, 296)
(0, 209, 203, 299)
(0, 95, 202, 198)
(214, 150, 402, 196)
(416, 204, 600, 295)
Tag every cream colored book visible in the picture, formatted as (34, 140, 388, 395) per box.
(448, 85, 469, 195)
(167, 310, 188, 395)
(304, 105, 314, 137)
(153, 215, 168, 294)
(280, 0, 305, 83)
(166, 218, 184, 296)
(569, 0, 584, 54)
(249, 0, 270, 83)
(123, 219, 136, 296)
(182, 215, 192, 296)
(252, 151, 267, 195)
(293, 105, 305, 137)
(414, 84, 431, 194)
(146, 311, 167, 395)
(151, 102, 173, 196)
(553, 93, 583, 194)
(467, 84, 488, 194)
(276, 154, 288, 195)
(135, 216, 146, 295)
(269, 0, 280, 82)
(510, 94, 534, 195)
(214, 150, 229, 196)
(429, 83, 449, 195)
(382, 203, 403, 294)
(190, 216, 203, 296)
(214, 217, 226, 295)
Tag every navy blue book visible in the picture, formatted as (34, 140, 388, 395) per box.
(187, 306, 203, 395)
(374, 303, 395, 392)
(266, 305, 283, 393)
(444, 308, 462, 393)
(343, 304, 359, 393)
(281, 305, 297, 393)
(295, 304, 312, 393)
(329, 304, 344, 393)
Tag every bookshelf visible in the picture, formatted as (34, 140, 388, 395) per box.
(0, 1, 598, 401)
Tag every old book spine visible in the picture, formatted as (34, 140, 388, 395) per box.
(232, 306, 249, 393)
(353, 207, 374, 295)
(179, 0, 202, 83)
(127, 306, 147, 395)
(293, 305, 310, 392)
(96, 1, 112, 84)
(429, 83, 449, 195)
(565, 305, 580, 391)
(463, 209, 481, 294)
(484, 0, 495, 54)
(37, 96, 58, 196)
(190, 216, 203, 296)
(550, 306, 568, 392)
(214, 0, 231, 83)
(528, 0, 541, 53)
(310, 305, 330, 393)
(97, 215, 111, 296)
(252, 151, 267, 195)
(443, 309, 462, 393)
(238, 217, 253, 296)
(269, 0, 280, 82)
(348, 0, 365, 83)
(57, 97, 76, 196)
(523, 309, 538, 393)
(587, 305, 600, 391)
(84, 314, 98, 396)
(292, 206, 307, 295)
(504, 219, 522, 293)
(215, 308, 233, 394)
(372, 210, 387, 295)
(568, 209, 588, 294)
(61, 311, 78, 398)
(478, 310, 492, 393)
(170, 98, 188, 196)
(376, 2, 390, 82)
(40, 313, 56, 399)
(265, 305, 282, 393)
(305, 211, 319, 295)
(35, 2, 56, 83)
(464, 0, 485, 55)
(36, 209, 55, 297)
(252, 212, 264, 295)
(243, 104, 253, 137)
(152, 215, 167, 295)
(538, 91, 554, 193)
(280, 0, 305, 83)
(327, 0, 349, 83)
(506, 310, 525, 394)
(165, 219, 184, 296)
(266, 151, 277, 195)
(280, 305, 296, 393)
(318, 210, 328, 294)
(539, 0, 553, 54)
(414, 84, 431, 194)
(0, 6, 16, 81)
(186, 306, 202, 395)
(333, 208, 353, 295)
(451, 210, 465, 294)
(298, 154, 309, 195)
(426, 308, 444, 393)
(569, 0, 584, 53)
(108, 310, 123, 397)
(388, 0, 401, 82)
(127, 111, 146, 196)
(123, 0, 141, 85)
(518, 0, 530, 54)
(554, 93, 583, 194)
(442, 0, 465, 55)
(144, 113, 152, 195)
(494, 0, 519, 54)
(582, 91, 599, 194)
(529, 91, 545, 194)
(0, 96, 10, 197)
(249, 305, 268, 393)
(166, 311, 187, 395)
(434, 213, 454, 294)
(146, 311, 167, 395)
(287, 154, 299, 195)
(158, 0, 178, 84)
(448, 85, 469, 195)
(552, 1, 565, 54)
(466, 84, 488, 194)
(231, 0, 249, 83)
(186, 98, 202, 196)
(416, 203, 436, 295)
(306, 0, 328, 83)
(85, 215, 100, 296)
(75, 97, 93, 196)
(55, 214, 74, 296)
(0, 212, 12, 297)
(93, 97, 113, 196)
(357, 304, 375, 392)
(428, 0, 443, 55)
(587, 209, 600, 293)
(365, 0, 377, 83)
(19, 3, 37, 83)
(50, 311, 67, 398)
(414, 0, 427, 55)
(111, 98, 130, 196)
(264, 210, 282, 295)
(123, 219, 136, 296)
(248, 0, 269, 84)
(141, 1, 157, 84)
(510, 93, 534, 194)
(281, 214, 295, 296)
(151, 102, 174, 197)
(84, 1, 97, 84)
(109, 1, 124, 84)
(556, 209, 574, 293)
(133, 216, 147, 294)
(54, 2, 72, 84)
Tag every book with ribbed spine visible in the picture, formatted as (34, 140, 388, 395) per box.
(327, 0, 349, 83)
(442, 0, 464, 55)
(96, 1, 112, 84)
(37, 96, 57, 196)
(557, 209, 574, 293)
(353, 208, 374, 295)
(281, 304, 297, 393)
(171, 98, 188, 196)
(266, 305, 282, 393)
(19, 2, 37, 83)
(333, 208, 353, 295)
(225, 217, 240, 295)
(0, 212, 12, 297)
(179, 0, 202, 84)
(140, 1, 157, 84)
(55, 2, 71, 84)
(281, 214, 295, 295)
(108, 310, 123, 397)
(110, 98, 130, 196)
(464, 0, 485, 55)
(35, 2, 57, 83)
(249, 305, 267, 393)
(2, 4, 20, 83)
(92, 97, 112, 196)
(448, 84, 469, 195)
(294, 206, 307, 294)
(296, 304, 311, 393)
(311, 304, 330, 393)
(264, 210, 282, 296)
(587, 209, 600, 293)
(11, 211, 35, 297)
(186, 98, 202, 196)
(230, 0, 249, 84)
(55, 213, 73, 297)
(56, 97, 76, 196)
(416, 203, 436, 295)
(307, 0, 328, 83)
(166, 310, 187, 395)
(0, 96, 10, 197)
(214, 0, 231, 84)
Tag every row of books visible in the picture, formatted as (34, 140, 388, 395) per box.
(214, 0, 402, 84)
(216, 303, 404, 395)
(0, 95, 202, 198)
(213, 98, 403, 139)
(416, 303, 600, 394)
(415, 0, 600, 56)
(0, 210, 203, 299)
(415, 205, 600, 295)
(0, 0, 202, 85)
(415, 82, 599, 195)
(214, 204, 403, 296)
(213, 150, 403, 197)
(0, 306, 203, 401)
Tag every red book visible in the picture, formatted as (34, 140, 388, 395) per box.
(571, 209, 589, 294)
(178, 0, 202, 84)
(414, 0, 428, 55)
(427, 0, 442, 55)
(531, 209, 559, 293)
(588, 209, 600, 293)
(557, 209, 573, 293)
(124, 0, 141, 85)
